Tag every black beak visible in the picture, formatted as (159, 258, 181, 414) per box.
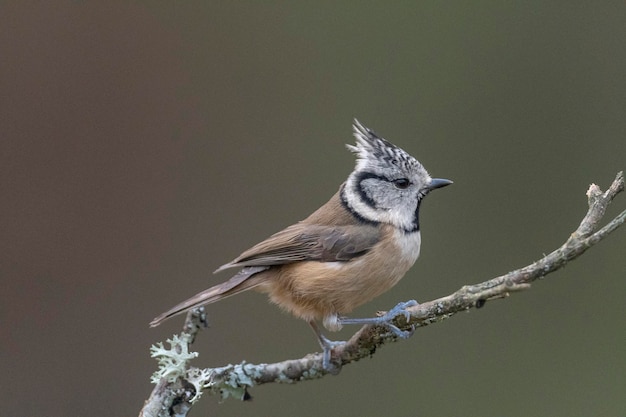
(428, 178, 453, 191)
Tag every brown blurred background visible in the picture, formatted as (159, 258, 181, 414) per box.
(1, 2, 624, 416)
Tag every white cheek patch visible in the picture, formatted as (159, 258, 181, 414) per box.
(343, 180, 383, 222)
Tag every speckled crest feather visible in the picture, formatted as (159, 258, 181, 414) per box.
(348, 119, 423, 175)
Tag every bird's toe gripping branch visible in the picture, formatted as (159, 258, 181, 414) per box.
(340, 299, 418, 339)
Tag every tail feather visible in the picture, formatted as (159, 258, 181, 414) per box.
(149, 266, 269, 327)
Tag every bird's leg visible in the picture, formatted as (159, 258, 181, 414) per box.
(339, 300, 418, 339)
(308, 321, 344, 374)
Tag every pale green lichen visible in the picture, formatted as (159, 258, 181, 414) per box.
(301, 368, 321, 380)
(185, 367, 213, 402)
(150, 334, 199, 384)
(205, 361, 263, 401)
(150, 338, 274, 402)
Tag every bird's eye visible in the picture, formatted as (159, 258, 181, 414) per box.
(393, 178, 411, 189)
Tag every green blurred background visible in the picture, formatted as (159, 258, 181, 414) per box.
(1, 2, 624, 416)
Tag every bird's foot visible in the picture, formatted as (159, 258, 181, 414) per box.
(377, 300, 418, 338)
(339, 299, 418, 339)
(317, 334, 345, 374)
(309, 320, 345, 374)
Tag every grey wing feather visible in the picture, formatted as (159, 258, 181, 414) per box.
(214, 223, 380, 273)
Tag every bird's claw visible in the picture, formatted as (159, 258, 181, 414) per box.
(316, 334, 344, 374)
(377, 300, 418, 339)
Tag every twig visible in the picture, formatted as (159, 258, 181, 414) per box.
(139, 172, 624, 417)
(139, 309, 208, 417)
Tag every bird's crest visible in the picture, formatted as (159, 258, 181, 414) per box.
(348, 119, 421, 173)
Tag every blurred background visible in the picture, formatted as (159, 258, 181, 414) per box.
(1, 2, 624, 416)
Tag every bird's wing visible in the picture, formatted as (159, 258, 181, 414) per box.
(214, 223, 380, 273)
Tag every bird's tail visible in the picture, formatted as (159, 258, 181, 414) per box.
(149, 266, 269, 327)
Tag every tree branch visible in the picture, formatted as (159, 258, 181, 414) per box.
(139, 172, 624, 417)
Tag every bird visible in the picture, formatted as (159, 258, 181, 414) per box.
(150, 119, 452, 371)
